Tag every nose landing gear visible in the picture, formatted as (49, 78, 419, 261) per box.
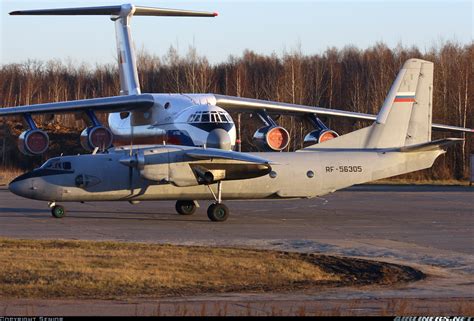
(49, 202, 66, 218)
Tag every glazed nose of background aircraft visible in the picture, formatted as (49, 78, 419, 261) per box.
(206, 128, 232, 150)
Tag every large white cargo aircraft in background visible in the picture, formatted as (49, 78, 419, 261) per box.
(1, 3, 473, 157)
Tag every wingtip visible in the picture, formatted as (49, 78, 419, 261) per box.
(213, 12, 219, 17)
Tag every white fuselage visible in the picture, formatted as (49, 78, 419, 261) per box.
(108, 93, 236, 149)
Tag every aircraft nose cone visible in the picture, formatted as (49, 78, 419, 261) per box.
(207, 128, 231, 150)
(8, 176, 29, 198)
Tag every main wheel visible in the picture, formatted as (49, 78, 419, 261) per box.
(175, 200, 197, 215)
(207, 203, 229, 222)
(51, 205, 66, 218)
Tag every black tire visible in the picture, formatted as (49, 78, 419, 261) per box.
(175, 200, 197, 215)
(207, 203, 229, 222)
(51, 205, 66, 218)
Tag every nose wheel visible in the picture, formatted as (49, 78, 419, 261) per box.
(206, 181, 229, 222)
(50, 203, 66, 218)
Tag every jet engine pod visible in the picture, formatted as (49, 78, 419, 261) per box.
(304, 129, 339, 145)
(80, 126, 113, 152)
(253, 126, 290, 151)
(18, 129, 49, 156)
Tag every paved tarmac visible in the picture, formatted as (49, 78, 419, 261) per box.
(0, 184, 472, 315)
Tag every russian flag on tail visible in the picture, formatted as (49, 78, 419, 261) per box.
(394, 92, 416, 103)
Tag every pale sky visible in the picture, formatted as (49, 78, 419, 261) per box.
(1, 0, 472, 66)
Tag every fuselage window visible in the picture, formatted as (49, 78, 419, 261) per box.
(63, 162, 72, 170)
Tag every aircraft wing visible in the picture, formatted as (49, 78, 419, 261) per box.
(0, 94, 155, 116)
(213, 94, 474, 134)
(186, 148, 272, 164)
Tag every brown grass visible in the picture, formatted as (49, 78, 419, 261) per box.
(0, 239, 340, 299)
(0, 167, 24, 185)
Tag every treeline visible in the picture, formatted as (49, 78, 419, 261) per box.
(0, 42, 473, 180)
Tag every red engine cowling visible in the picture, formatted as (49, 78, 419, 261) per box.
(253, 126, 290, 151)
(18, 129, 49, 156)
(80, 126, 113, 152)
(304, 129, 339, 145)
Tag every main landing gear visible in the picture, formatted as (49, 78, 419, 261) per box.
(175, 200, 198, 215)
(206, 181, 229, 222)
(174, 181, 230, 222)
(49, 202, 66, 218)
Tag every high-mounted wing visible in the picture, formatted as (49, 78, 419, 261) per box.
(184, 148, 273, 184)
(185, 148, 273, 164)
(0, 94, 155, 116)
(213, 94, 474, 134)
(119, 146, 273, 186)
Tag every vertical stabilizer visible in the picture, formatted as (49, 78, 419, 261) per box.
(366, 58, 433, 148)
(304, 59, 434, 150)
(113, 4, 141, 96)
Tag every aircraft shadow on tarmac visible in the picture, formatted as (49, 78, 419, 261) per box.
(0, 207, 209, 223)
(347, 185, 473, 192)
(0, 207, 46, 214)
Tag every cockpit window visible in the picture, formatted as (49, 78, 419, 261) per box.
(41, 159, 73, 171)
(217, 112, 226, 122)
(201, 112, 210, 122)
(187, 111, 233, 124)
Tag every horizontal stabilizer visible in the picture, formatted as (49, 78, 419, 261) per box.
(0, 94, 155, 116)
(398, 138, 464, 153)
(186, 149, 272, 164)
(10, 5, 217, 17)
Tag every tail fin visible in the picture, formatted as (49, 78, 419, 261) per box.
(10, 4, 217, 96)
(304, 59, 434, 149)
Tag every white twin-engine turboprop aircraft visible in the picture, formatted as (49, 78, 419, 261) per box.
(1, 3, 473, 156)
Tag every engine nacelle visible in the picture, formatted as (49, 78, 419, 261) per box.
(253, 126, 290, 151)
(80, 126, 113, 152)
(18, 129, 49, 156)
(304, 129, 339, 145)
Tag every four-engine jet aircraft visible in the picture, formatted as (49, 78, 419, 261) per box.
(1, 3, 472, 157)
(8, 58, 470, 222)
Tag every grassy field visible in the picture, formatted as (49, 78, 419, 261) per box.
(0, 239, 423, 300)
